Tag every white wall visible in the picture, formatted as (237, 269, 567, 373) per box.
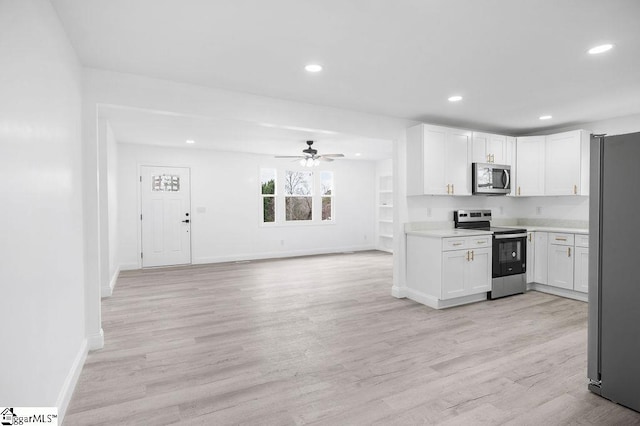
(118, 143, 377, 268)
(0, 0, 85, 418)
(106, 122, 119, 293)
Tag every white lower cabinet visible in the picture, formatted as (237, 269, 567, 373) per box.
(573, 234, 589, 293)
(406, 234, 492, 309)
(548, 233, 575, 290)
(526, 232, 535, 283)
(533, 232, 548, 284)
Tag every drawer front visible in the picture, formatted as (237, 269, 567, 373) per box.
(575, 234, 589, 248)
(442, 237, 467, 251)
(549, 233, 574, 246)
(470, 236, 491, 248)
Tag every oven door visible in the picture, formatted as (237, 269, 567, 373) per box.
(492, 234, 527, 277)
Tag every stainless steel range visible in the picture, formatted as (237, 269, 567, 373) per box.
(454, 209, 527, 299)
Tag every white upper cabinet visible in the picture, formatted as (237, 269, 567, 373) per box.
(407, 124, 472, 196)
(545, 130, 589, 196)
(472, 132, 508, 165)
(516, 136, 546, 196)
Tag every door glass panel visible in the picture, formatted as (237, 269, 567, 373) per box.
(152, 175, 180, 192)
(499, 240, 522, 262)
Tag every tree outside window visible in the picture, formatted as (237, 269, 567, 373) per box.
(261, 168, 276, 223)
(285, 170, 313, 221)
(321, 171, 333, 221)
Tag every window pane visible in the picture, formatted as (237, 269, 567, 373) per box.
(285, 171, 312, 196)
(286, 197, 312, 221)
(152, 175, 180, 192)
(322, 197, 332, 221)
(320, 171, 333, 196)
(263, 197, 275, 223)
(261, 169, 276, 195)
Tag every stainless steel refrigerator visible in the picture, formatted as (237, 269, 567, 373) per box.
(588, 132, 640, 412)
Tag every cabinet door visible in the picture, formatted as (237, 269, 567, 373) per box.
(442, 250, 468, 299)
(467, 247, 492, 294)
(487, 134, 507, 165)
(548, 244, 574, 289)
(574, 246, 589, 293)
(422, 126, 448, 195)
(472, 132, 490, 163)
(526, 232, 535, 284)
(445, 129, 471, 195)
(546, 131, 581, 195)
(533, 232, 548, 284)
(516, 136, 545, 196)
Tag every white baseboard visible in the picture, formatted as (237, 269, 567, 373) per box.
(528, 283, 588, 302)
(56, 338, 88, 424)
(192, 245, 377, 265)
(101, 267, 120, 298)
(405, 287, 488, 309)
(87, 328, 104, 351)
(391, 285, 405, 298)
(119, 263, 139, 271)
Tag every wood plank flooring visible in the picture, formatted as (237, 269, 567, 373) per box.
(64, 251, 640, 425)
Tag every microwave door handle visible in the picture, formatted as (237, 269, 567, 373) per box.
(503, 169, 510, 189)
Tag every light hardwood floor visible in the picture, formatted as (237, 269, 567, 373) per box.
(65, 251, 640, 425)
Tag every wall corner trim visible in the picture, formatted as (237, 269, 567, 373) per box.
(102, 267, 120, 298)
(391, 285, 406, 298)
(56, 338, 88, 423)
(87, 328, 104, 351)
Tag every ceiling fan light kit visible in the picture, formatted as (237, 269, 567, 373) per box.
(276, 140, 345, 167)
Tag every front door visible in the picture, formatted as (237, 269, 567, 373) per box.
(140, 166, 191, 267)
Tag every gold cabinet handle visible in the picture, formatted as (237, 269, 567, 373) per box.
(517, 186, 521, 196)
(471, 250, 474, 261)
(555, 237, 567, 241)
(574, 184, 577, 195)
(528, 233, 532, 242)
(452, 242, 463, 246)
(477, 241, 485, 245)
(446, 183, 450, 194)
(568, 247, 571, 257)
(491, 154, 495, 163)
(451, 184, 454, 194)
(487, 154, 490, 162)
(466, 250, 470, 261)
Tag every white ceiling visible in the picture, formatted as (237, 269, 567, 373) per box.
(99, 106, 392, 160)
(54, 0, 640, 145)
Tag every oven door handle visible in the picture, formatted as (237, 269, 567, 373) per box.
(494, 233, 527, 239)
(503, 169, 510, 189)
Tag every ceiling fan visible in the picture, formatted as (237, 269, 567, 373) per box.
(275, 140, 345, 167)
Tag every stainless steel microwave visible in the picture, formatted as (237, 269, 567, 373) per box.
(472, 163, 511, 195)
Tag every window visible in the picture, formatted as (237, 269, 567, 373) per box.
(261, 169, 276, 223)
(152, 175, 180, 191)
(320, 171, 333, 221)
(285, 170, 313, 221)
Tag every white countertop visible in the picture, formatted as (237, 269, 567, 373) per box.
(406, 226, 588, 238)
(406, 229, 493, 238)
(500, 225, 589, 235)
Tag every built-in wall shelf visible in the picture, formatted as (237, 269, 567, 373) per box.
(378, 174, 393, 253)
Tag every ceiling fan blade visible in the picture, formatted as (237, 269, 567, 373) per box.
(319, 153, 345, 158)
(318, 157, 334, 162)
(274, 155, 306, 159)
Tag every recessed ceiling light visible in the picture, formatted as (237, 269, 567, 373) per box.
(588, 44, 614, 55)
(448, 95, 463, 102)
(185, 139, 195, 144)
(305, 64, 323, 73)
(355, 153, 362, 156)
(539, 115, 552, 120)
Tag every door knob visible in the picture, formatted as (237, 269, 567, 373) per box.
(182, 219, 190, 223)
